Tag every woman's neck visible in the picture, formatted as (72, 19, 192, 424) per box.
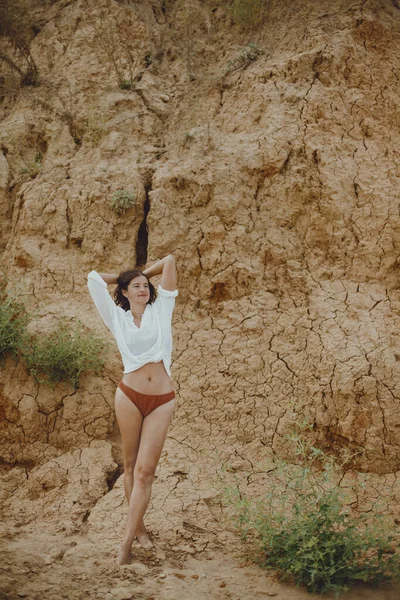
(130, 302, 146, 318)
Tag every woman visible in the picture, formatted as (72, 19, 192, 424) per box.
(87, 254, 178, 565)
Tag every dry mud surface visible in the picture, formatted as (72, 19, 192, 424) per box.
(1, 0, 400, 598)
(0, 475, 399, 600)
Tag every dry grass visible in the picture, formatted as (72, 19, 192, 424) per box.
(0, 0, 39, 87)
(92, 14, 146, 90)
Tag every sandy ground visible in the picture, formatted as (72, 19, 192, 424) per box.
(1, 517, 399, 600)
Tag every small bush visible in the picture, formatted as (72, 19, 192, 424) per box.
(110, 189, 136, 215)
(223, 424, 400, 596)
(34, 80, 86, 146)
(19, 152, 43, 180)
(0, 284, 30, 361)
(224, 42, 262, 76)
(24, 321, 106, 389)
(92, 18, 145, 91)
(119, 80, 134, 91)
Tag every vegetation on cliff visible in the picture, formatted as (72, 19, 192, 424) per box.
(223, 425, 400, 595)
(0, 280, 106, 388)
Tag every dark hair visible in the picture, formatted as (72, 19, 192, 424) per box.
(114, 269, 157, 312)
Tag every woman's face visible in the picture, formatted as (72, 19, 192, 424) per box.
(122, 275, 150, 306)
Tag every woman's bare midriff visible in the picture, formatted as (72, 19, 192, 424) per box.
(122, 361, 174, 395)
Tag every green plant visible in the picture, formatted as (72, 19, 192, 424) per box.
(222, 424, 400, 596)
(224, 42, 262, 75)
(110, 189, 136, 215)
(0, 284, 30, 361)
(19, 152, 43, 180)
(24, 321, 106, 389)
(119, 80, 133, 90)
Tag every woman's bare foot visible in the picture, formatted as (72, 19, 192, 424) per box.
(117, 542, 131, 565)
(136, 530, 153, 548)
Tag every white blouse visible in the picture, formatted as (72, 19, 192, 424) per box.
(87, 270, 178, 376)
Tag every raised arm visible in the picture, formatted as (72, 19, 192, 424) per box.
(87, 270, 121, 331)
(142, 255, 177, 291)
(98, 273, 119, 285)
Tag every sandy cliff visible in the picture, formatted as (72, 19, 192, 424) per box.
(0, 0, 399, 598)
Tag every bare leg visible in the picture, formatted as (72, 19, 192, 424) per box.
(117, 398, 175, 565)
(123, 460, 150, 544)
(115, 388, 148, 543)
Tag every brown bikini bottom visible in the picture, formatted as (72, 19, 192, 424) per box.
(118, 380, 175, 418)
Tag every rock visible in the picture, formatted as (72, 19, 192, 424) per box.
(171, 544, 196, 554)
(130, 562, 149, 574)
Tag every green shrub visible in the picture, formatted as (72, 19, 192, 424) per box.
(110, 189, 136, 215)
(19, 152, 43, 180)
(224, 42, 262, 75)
(24, 321, 106, 389)
(0, 285, 30, 361)
(119, 80, 133, 91)
(222, 425, 400, 596)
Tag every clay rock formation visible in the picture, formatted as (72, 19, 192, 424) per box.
(0, 0, 400, 597)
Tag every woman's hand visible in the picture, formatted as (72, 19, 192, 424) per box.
(142, 255, 177, 291)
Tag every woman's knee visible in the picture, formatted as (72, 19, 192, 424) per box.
(124, 460, 136, 477)
(133, 463, 155, 485)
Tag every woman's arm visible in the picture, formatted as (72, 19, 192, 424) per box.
(98, 273, 119, 285)
(142, 255, 177, 291)
(87, 271, 121, 330)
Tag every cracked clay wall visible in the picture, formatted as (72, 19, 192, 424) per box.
(1, 0, 400, 536)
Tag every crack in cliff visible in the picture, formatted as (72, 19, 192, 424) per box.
(135, 183, 151, 268)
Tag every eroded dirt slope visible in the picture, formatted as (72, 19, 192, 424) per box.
(1, 0, 400, 598)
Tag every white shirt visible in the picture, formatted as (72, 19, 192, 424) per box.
(87, 270, 178, 376)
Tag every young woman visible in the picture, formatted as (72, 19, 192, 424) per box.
(87, 255, 178, 565)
